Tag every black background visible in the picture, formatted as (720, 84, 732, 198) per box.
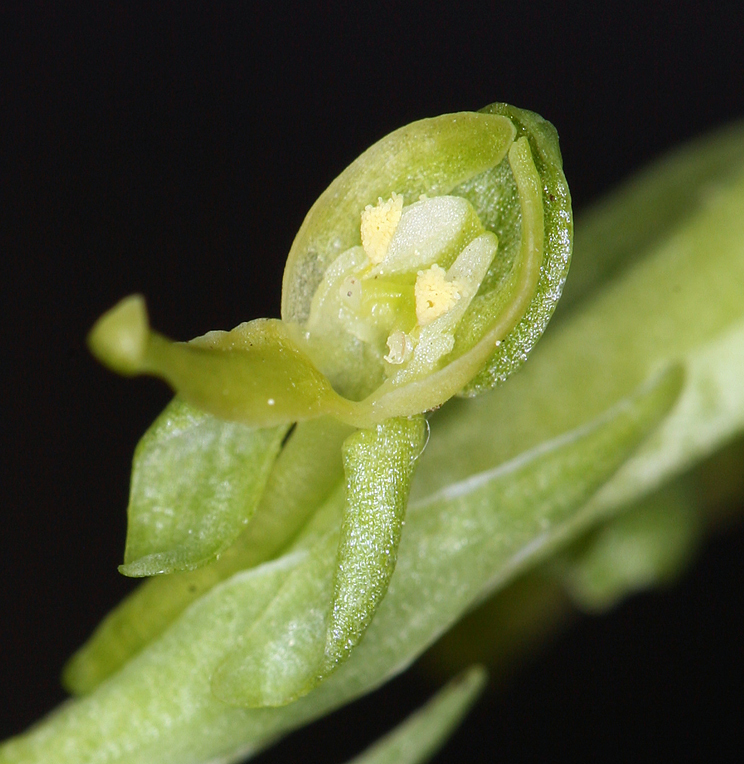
(3, 2, 744, 761)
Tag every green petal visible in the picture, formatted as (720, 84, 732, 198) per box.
(281, 112, 517, 324)
(343, 667, 486, 764)
(323, 416, 427, 676)
(117, 398, 288, 577)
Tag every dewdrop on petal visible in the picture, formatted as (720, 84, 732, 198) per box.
(415, 264, 462, 326)
(361, 193, 404, 264)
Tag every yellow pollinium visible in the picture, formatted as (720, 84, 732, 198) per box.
(360, 193, 404, 264)
(414, 264, 462, 325)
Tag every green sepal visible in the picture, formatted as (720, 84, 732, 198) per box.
(343, 666, 486, 764)
(323, 415, 427, 675)
(117, 398, 288, 577)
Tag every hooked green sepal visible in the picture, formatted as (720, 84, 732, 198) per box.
(88, 295, 349, 426)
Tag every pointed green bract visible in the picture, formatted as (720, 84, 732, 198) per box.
(343, 667, 486, 764)
(211, 531, 339, 708)
(118, 398, 288, 577)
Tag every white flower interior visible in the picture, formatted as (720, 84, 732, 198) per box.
(302, 192, 498, 396)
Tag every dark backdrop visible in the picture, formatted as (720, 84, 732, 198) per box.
(3, 2, 744, 761)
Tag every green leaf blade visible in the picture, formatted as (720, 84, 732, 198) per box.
(0, 366, 680, 764)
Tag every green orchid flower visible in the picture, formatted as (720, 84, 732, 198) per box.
(81, 102, 572, 699)
(3, 99, 744, 764)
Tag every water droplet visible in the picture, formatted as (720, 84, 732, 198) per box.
(410, 418, 431, 463)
